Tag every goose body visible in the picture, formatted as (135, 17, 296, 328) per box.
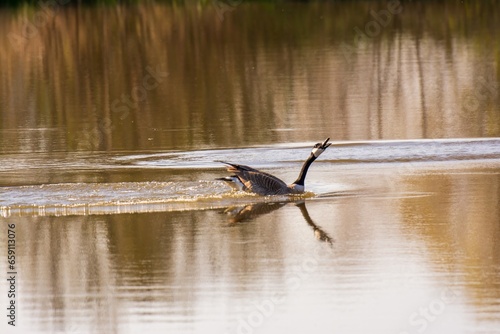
(217, 138, 331, 196)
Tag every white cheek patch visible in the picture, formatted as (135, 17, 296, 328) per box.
(312, 148, 324, 157)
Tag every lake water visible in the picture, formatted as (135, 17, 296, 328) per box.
(1, 1, 500, 333)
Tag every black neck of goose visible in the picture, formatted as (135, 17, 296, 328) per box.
(293, 153, 317, 186)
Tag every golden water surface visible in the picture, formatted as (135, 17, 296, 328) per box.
(0, 1, 499, 333)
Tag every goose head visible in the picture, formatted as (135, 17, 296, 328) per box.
(311, 137, 331, 158)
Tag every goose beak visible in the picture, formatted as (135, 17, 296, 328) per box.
(321, 137, 331, 149)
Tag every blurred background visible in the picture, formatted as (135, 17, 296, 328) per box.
(0, 1, 499, 334)
(0, 0, 499, 153)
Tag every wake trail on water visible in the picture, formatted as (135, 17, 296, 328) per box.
(1, 138, 499, 217)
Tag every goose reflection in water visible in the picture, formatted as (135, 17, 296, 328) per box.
(220, 201, 333, 245)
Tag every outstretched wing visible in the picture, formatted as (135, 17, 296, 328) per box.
(240, 170, 290, 195)
(219, 161, 289, 195)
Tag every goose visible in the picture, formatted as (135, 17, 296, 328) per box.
(217, 138, 331, 195)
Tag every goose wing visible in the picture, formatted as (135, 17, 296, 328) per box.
(219, 161, 290, 195)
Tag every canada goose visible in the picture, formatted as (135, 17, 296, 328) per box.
(217, 138, 331, 195)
